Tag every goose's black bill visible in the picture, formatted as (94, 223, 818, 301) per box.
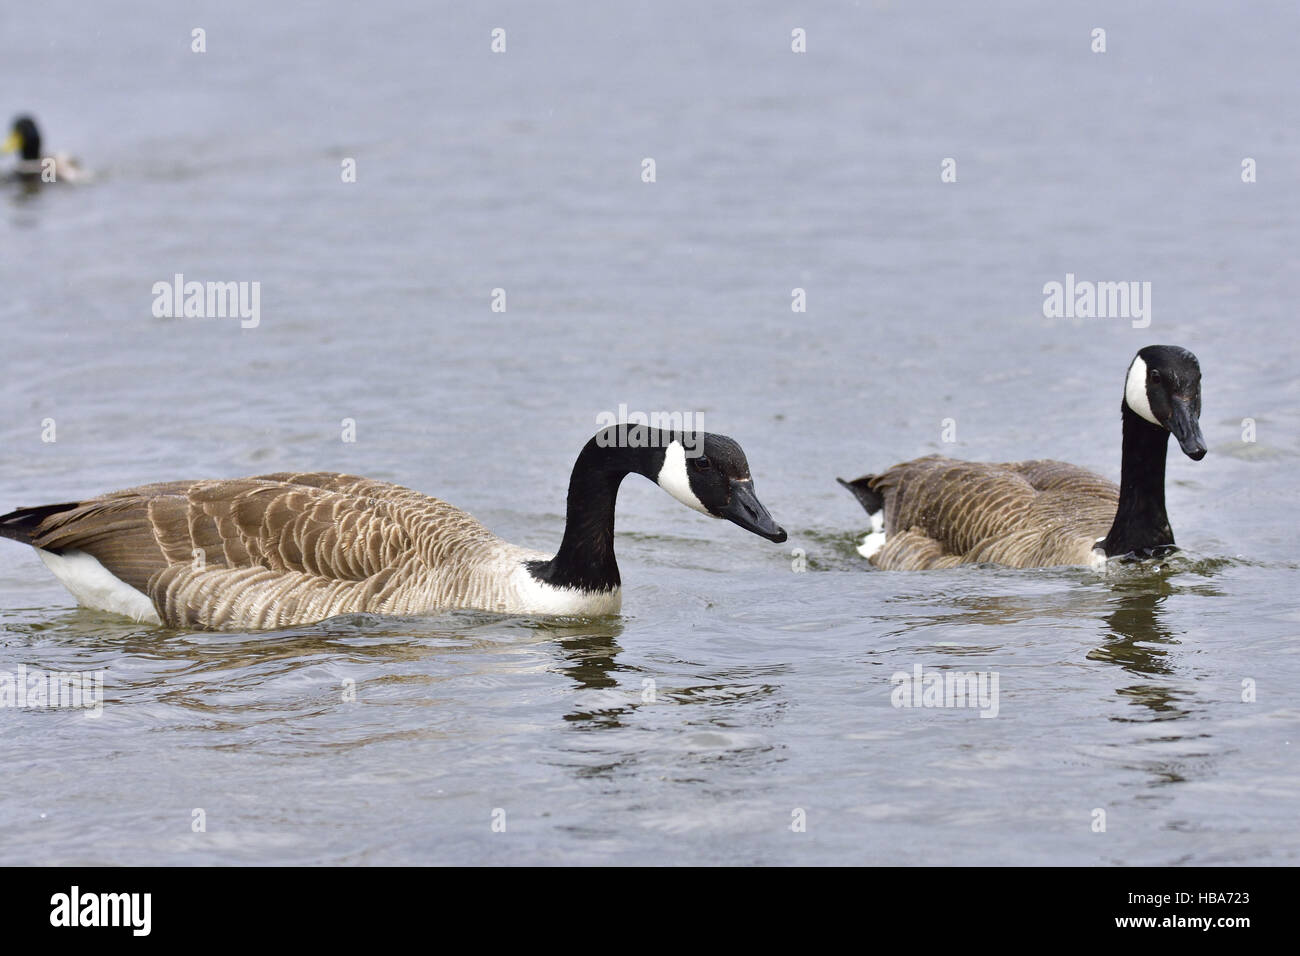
(720, 480, 786, 543)
(1168, 397, 1207, 460)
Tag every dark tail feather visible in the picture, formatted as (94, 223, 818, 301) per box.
(0, 502, 79, 546)
(836, 476, 884, 515)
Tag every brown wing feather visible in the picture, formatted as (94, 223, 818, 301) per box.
(24, 496, 171, 592)
(17, 472, 502, 628)
(866, 456, 1119, 570)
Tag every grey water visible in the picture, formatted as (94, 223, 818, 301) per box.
(1, 0, 1297, 865)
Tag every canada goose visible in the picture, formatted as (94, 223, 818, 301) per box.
(3, 115, 89, 183)
(0, 427, 786, 629)
(838, 345, 1206, 570)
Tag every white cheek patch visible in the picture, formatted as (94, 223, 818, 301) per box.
(1124, 355, 1160, 426)
(656, 440, 711, 515)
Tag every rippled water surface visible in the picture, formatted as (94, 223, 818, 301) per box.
(1, 1, 1297, 864)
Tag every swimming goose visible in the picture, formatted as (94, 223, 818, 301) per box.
(0, 427, 786, 629)
(3, 115, 89, 183)
(838, 345, 1206, 570)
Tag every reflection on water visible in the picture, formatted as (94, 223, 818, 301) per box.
(554, 628, 623, 689)
(1093, 584, 1194, 724)
(1089, 563, 1227, 723)
(0, 544, 1294, 863)
(3, 177, 43, 202)
(1091, 584, 1178, 675)
(555, 627, 628, 727)
(1087, 573, 1222, 788)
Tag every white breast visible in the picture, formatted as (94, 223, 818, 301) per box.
(505, 564, 622, 616)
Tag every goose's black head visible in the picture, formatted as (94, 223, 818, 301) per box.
(4, 116, 41, 161)
(652, 432, 787, 543)
(1124, 345, 1206, 460)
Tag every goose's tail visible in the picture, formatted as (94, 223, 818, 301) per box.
(836, 476, 887, 559)
(836, 476, 882, 515)
(0, 502, 79, 547)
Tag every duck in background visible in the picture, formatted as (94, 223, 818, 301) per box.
(3, 115, 91, 183)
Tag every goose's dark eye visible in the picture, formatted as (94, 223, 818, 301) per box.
(691, 455, 711, 472)
(1149, 368, 1161, 383)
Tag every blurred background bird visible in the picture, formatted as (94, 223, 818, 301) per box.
(3, 115, 90, 183)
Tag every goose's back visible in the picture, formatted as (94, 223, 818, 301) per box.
(868, 456, 1118, 569)
(23, 472, 548, 628)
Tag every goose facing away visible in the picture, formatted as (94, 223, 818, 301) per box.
(3, 115, 89, 183)
(0, 427, 786, 629)
(838, 345, 1206, 570)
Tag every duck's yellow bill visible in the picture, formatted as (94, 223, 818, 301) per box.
(1, 131, 20, 153)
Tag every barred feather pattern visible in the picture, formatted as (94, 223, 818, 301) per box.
(21, 472, 559, 629)
(865, 456, 1119, 570)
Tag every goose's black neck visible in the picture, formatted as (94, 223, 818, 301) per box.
(527, 435, 658, 593)
(1100, 404, 1174, 558)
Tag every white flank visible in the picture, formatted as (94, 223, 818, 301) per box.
(508, 564, 622, 616)
(656, 440, 711, 515)
(1124, 355, 1160, 426)
(856, 510, 887, 559)
(36, 548, 161, 623)
(857, 532, 887, 559)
